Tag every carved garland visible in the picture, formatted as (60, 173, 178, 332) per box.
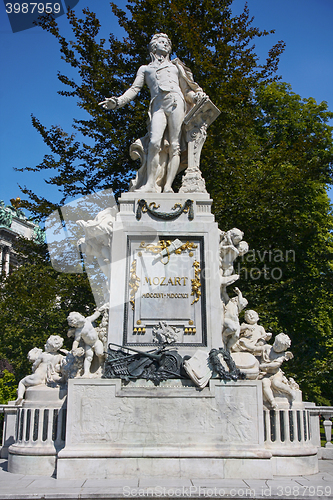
(209, 348, 245, 381)
(136, 199, 194, 221)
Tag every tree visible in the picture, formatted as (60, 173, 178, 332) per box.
(13, 1, 333, 403)
(0, 238, 95, 382)
(227, 83, 333, 405)
(18, 0, 285, 216)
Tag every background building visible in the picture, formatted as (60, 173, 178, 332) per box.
(0, 198, 44, 276)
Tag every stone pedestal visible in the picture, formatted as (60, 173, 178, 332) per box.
(57, 378, 273, 479)
(108, 192, 222, 355)
(57, 378, 318, 479)
(8, 385, 67, 476)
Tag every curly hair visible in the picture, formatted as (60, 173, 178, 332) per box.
(274, 333, 291, 351)
(46, 335, 64, 351)
(149, 33, 172, 57)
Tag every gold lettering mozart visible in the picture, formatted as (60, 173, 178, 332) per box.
(144, 276, 188, 286)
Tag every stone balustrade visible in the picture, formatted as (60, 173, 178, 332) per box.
(0, 403, 17, 458)
(2, 402, 333, 467)
(304, 405, 333, 459)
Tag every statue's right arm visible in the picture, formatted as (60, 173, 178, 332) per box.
(99, 66, 146, 110)
(31, 358, 42, 373)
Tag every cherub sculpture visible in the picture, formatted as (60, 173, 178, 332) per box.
(15, 335, 65, 405)
(219, 228, 248, 303)
(252, 333, 296, 409)
(222, 287, 248, 351)
(232, 310, 272, 352)
(67, 307, 106, 377)
(99, 33, 207, 193)
(77, 207, 115, 279)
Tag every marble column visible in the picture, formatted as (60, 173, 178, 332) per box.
(4, 247, 10, 275)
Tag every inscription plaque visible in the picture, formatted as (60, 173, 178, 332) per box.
(123, 235, 206, 346)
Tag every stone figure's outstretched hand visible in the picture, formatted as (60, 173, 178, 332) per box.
(99, 97, 118, 110)
(284, 351, 294, 361)
(194, 91, 208, 103)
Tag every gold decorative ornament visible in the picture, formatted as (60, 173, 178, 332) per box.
(174, 241, 197, 254)
(129, 260, 140, 310)
(191, 260, 201, 305)
(139, 239, 197, 265)
(142, 202, 160, 213)
(10, 197, 21, 208)
(171, 203, 191, 214)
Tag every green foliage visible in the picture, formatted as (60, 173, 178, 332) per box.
(0, 370, 17, 443)
(13, 1, 333, 404)
(0, 239, 95, 382)
(0, 370, 17, 405)
(17, 0, 285, 217)
(217, 82, 333, 404)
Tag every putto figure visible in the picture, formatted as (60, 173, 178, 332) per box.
(219, 228, 249, 303)
(67, 308, 106, 377)
(222, 287, 248, 351)
(99, 33, 206, 193)
(253, 333, 296, 409)
(15, 335, 65, 405)
(232, 310, 272, 352)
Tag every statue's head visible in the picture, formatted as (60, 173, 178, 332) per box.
(238, 240, 249, 256)
(27, 347, 42, 363)
(244, 309, 259, 325)
(149, 33, 172, 58)
(45, 335, 64, 353)
(273, 333, 291, 352)
(67, 311, 85, 328)
(229, 228, 244, 245)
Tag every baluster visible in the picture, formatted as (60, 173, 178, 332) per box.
(264, 410, 271, 443)
(322, 414, 333, 447)
(281, 409, 289, 443)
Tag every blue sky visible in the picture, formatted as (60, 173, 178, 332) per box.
(1, 0, 333, 211)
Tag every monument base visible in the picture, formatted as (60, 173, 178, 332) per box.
(56, 378, 318, 479)
(57, 456, 273, 480)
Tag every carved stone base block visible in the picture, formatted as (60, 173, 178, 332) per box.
(179, 167, 207, 193)
(57, 379, 263, 479)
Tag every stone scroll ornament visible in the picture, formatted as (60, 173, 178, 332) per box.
(99, 33, 220, 194)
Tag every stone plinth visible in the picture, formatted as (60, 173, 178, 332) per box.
(8, 385, 67, 476)
(57, 378, 274, 479)
(108, 192, 222, 356)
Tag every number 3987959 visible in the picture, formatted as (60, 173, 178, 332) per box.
(5, 3, 61, 14)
